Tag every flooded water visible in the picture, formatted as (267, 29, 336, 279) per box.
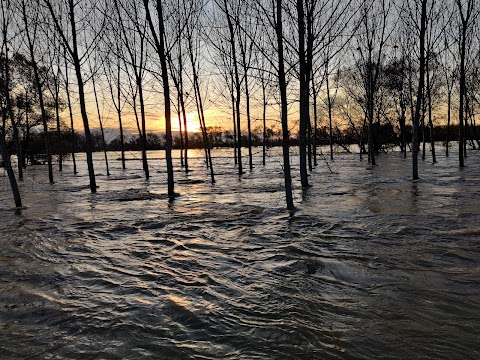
(1, 146, 479, 359)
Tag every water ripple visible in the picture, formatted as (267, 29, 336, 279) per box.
(1, 149, 479, 359)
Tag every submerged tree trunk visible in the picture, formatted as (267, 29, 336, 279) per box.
(115, 43, 126, 170)
(75, 65, 97, 193)
(144, 0, 174, 196)
(92, 75, 110, 176)
(22, 0, 53, 183)
(297, 0, 309, 188)
(425, 57, 436, 164)
(64, 54, 77, 174)
(22, 102, 30, 169)
(245, 73, 253, 171)
(105, 39, 126, 170)
(446, 91, 451, 157)
(239, 39, 253, 171)
(421, 95, 426, 160)
(367, 58, 376, 166)
(277, 0, 294, 210)
(177, 97, 184, 167)
(312, 75, 318, 166)
(45, 0, 97, 192)
(179, 61, 189, 173)
(457, 1, 472, 168)
(223, 0, 243, 175)
(167, 35, 189, 173)
(307, 117, 312, 171)
(53, 74, 63, 172)
(137, 77, 150, 180)
(230, 71, 237, 165)
(400, 94, 407, 159)
(186, 29, 215, 183)
(3, 28, 23, 181)
(0, 129, 22, 208)
(262, 76, 267, 166)
(326, 62, 334, 161)
(117, 70, 126, 171)
(413, 0, 427, 180)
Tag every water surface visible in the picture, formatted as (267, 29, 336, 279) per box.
(1, 147, 479, 359)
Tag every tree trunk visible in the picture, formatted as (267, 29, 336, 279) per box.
(446, 91, 451, 157)
(45, 0, 96, 191)
(239, 41, 253, 171)
(137, 77, 150, 180)
(22, 103, 29, 169)
(144, 0, 174, 196)
(0, 129, 22, 208)
(368, 57, 376, 166)
(177, 91, 184, 168)
(312, 75, 318, 166)
(115, 43, 126, 170)
(64, 0, 97, 192)
(277, 0, 294, 210)
(3, 31, 23, 181)
(459, 22, 467, 167)
(223, 0, 243, 175)
(421, 95, 426, 160)
(326, 63, 334, 161)
(92, 75, 110, 176)
(413, 0, 427, 180)
(187, 31, 215, 183)
(230, 71, 237, 165)
(426, 58, 436, 163)
(64, 55, 77, 174)
(22, 0, 54, 183)
(297, 0, 309, 188)
(179, 84, 189, 173)
(54, 76, 63, 172)
(262, 77, 267, 166)
(75, 64, 97, 192)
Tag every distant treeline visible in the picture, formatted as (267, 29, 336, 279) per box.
(8, 124, 477, 161)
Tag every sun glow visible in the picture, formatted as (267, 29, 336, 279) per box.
(172, 111, 202, 133)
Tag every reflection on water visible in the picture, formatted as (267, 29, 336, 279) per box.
(1, 147, 480, 359)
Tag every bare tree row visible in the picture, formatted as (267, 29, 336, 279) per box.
(1, 0, 480, 210)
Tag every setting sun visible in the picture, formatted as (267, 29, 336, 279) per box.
(172, 111, 202, 133)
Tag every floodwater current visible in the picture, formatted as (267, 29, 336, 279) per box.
(1, 147, 479, 359)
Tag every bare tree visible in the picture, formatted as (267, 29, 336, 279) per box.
(323, 54, 339, 161)
(18, 0, 54, 182)
(63, 57, 77, 174)
(296, 0, 310, 187)
(423, 1, 449, 164)
(113, 0, 150, 179)
(103, 32, 126, 170)
(0, 0, 22, 207)
(2, 0, 23, 181)
(276, 0, 294, 209)
(440, 31, 457, 157)
(89, 56, 110, 176)
(0, 128, 22, 207)
(42, 0, 99, 192)
(184, 4, 215, 183)
(236, 3, 258, 171)
(455, 0, 476, 167)
(413, 0, 427, 180)
(354, 0, 393, 166)
(44, 31, 64, 172)
(164, 0, 192, 172)
(143, 0, 175, 197)
(216, 0, 243, 175)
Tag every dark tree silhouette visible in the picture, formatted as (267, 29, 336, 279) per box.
(43, 0, 98, 192)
